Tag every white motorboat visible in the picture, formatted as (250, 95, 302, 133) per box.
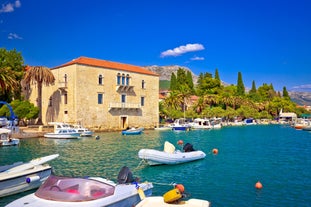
(44, 122, 81, 139)
(138, 141, 206, 166)
(0, 154, 59, 197)
(6, 166, 153, 207)
(0, 128, 19, 146)
(71, 124, 94, 137)
(190, 118, 212, 130)
(170, 119, 191, 132)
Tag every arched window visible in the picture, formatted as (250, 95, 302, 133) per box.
(121, 74, 125, 85)
(117, 73, 121, 85)
(126, 74, 130, 86)
(99, 74, 103, 85)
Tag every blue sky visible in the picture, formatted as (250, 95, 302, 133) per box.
(1, 0, 311, 92)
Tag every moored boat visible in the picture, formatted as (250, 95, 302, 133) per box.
(0, 154, 59, 197)
(138, 141, 206, 166)
(0, 128, 19, 146)
(122, 127, 144, 135)
(71, 124, 94, 137)
(5, 166, 153, 207)
(44, 122, 81, 139)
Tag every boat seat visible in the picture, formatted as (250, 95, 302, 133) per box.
(164, 141, 175, 154)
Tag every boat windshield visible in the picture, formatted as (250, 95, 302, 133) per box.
(35, 175, 115, 202)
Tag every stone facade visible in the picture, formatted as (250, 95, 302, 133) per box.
(26, 57, 159, 130)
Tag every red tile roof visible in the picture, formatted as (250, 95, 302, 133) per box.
(52, 56, 159, 76)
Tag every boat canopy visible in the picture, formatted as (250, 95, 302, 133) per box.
(35, 175, 115, 202)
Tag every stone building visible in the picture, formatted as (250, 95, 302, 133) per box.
(26, 57, 159, 130)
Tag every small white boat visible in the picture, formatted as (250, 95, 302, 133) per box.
(0, 128, 19, 146)
(122, 127, 144, 135)
(71, 124, 94, 137)
(190, 118, 212, 130)
(6, 166, 153, 207)
(138, 141, 206, 166)
(44, 122, 81, 139)
(171, 119, 191, 132)
(0, 154, 59, 197)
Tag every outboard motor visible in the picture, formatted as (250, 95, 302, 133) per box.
(183, 143, 195, 152)
(117, 166, 135, 184)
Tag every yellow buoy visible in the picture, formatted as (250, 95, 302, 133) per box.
(163, 189, 182, 203)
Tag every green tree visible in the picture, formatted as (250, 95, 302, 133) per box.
(282, 86, 290, 99)
(236, 72, 245, 96)
(23, 66, 55, 125)
(186, 70, 194, 92)
(0, 48, 24, 101)
(214, 68, 221, 84)
(169, 73, 177, 90)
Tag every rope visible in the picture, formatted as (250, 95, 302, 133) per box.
(151, 181, 176, 186)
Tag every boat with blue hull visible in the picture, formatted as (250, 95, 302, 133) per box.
(121, 127, 144, 135)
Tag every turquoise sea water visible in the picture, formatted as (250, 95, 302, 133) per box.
(1, 124, 311, 207)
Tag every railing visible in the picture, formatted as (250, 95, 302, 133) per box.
(109, 102, 141, 109)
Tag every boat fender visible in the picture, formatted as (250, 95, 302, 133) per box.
(26, 175, 40, 183)
(163, 189, 182, 203)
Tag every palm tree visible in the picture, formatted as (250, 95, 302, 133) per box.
(23, 66, 55, 125)
(0, 67, 19, 94)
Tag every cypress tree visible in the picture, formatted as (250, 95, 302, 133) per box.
(236, 72, 245, 96)
(186, 70, 194, 91)
(282, 86, 290, 99)
(249, 80, 257, 94)
(170, 73, 177, 90)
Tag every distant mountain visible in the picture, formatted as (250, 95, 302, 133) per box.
(143, 65, 199, 83)
(288, 91, 311, 106)
(144, 65, 311, 106)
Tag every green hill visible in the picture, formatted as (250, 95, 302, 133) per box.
(159, 80, 170, 90)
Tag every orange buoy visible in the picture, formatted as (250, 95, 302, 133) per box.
(255, 181, 263, 189)
(212, 148, 218, 154)
(177, 140, 184, 145)
(175, 184, 185, 193)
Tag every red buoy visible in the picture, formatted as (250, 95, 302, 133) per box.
(255, 181, 263, 189)
(175, 184, 185, 193)
(212, 148, 218, 154)
(177, 140, 184, 145)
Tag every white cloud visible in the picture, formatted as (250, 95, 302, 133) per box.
(190, 56, 205, 61)
(292, 84, 311, 89)
(0, 0, 21, 13)
(8, 33, 23, 39)
(160, 43, 205, 57)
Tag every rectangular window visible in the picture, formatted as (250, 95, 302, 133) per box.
(121, 94, 126, 103)
(142, 80, 145, 89)
(141, 97, 145, 106)
(64, 93, 68, 104)
(98, 93, 103, 104)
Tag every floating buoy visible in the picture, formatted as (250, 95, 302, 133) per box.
(212, 148, 218, 154)
(175, 184, 185, 193)
(255, 181, 263, 189)
(177, 140, 184, 145)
